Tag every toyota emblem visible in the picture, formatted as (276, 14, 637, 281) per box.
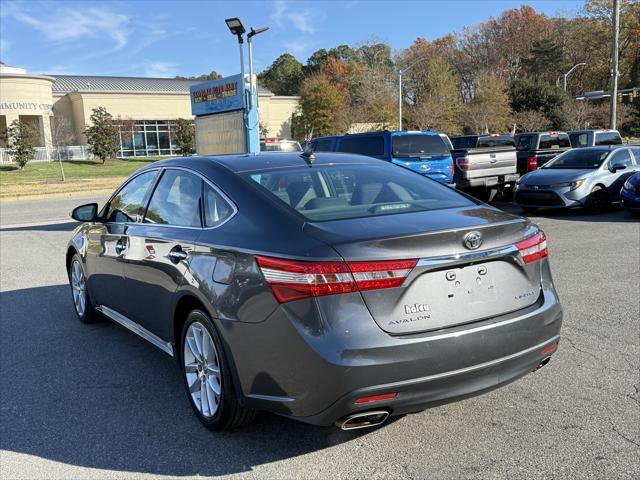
(463, 231, 483, 250)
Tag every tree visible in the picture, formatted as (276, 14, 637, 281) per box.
(523, 38, 565, 84)
(84, 106, 119, 163)
(175, 71, 221, 81)
(51, 113, 76, 181)
(291, 73, 348, 139)
(6, 120, 37, 169)
(404, 55, 464, 134)
(513, 110, 551, 132)
(258, 54, 304, 95)
(509, 78, 570, 129)
(173, 118, 195, 155)
(464, 72, 512, 133)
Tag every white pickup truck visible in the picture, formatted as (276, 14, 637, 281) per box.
(450, 134, 519, 201)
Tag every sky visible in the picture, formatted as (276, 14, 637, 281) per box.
(0, 0, 585, 78)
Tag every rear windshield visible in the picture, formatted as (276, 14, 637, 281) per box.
(244, 164, 474, 221)
(542, 149, 609, 169)
(594, 131, 622, 146)
(451, 136, 477, 149)
(260, 141, 302, 152)
(392, 135, 449, 157)
(539, 133, 571, 149)
(476, 135, 515, 148)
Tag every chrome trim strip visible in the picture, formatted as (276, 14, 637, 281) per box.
(96, 305, 174, 356)
(377, 335, 560, 388)
(416, 244, 522, 271)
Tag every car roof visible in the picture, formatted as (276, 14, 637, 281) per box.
(153, 152, 384, 174)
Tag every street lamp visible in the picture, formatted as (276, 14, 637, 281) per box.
(247, 26, 269, 110)
(225, 17, 247, 83)
(563, 62, 586, 92)
(398, 57, 430, 131)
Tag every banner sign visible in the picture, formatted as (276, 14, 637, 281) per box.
(190, 74, 245, 116)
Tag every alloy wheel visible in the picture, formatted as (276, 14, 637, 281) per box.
(184, 321, 222, 418)
(70, 260, 86, 317)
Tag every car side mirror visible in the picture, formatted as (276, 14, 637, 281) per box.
(71, 203, 99, 222)
(609, 162, 627, 173)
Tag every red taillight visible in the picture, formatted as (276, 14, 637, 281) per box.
(456, 156, 469, 172)
(542, 342, 558, 354)
(348, 259, 418, 291)
(256, 256, 417, 303)
(515, 231, 548, 264)
(527, 156, 538, 171)
(355, 392, 397, 404)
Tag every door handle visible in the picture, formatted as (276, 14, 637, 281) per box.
(168, 247, 188, 263)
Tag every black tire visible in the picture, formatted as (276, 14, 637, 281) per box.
(471, 188, 493, 202)
(180, 310, 256, 430)
(522, 206, 539, 214)
(586, 185, 609, 214)
(68, 254, 100, 324)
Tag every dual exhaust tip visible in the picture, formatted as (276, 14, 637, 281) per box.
(335, 410, 389, 431)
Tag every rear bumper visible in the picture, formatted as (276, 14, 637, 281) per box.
(299, 335, 560, 426)
(458, 173, 519, 189)
(220, 262, 563, 426)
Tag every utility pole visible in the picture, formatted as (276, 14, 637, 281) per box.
(398, 70, 403, 131)
(610, 0, 620, 129)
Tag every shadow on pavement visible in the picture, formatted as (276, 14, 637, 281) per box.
(0, 285, 369, 477)
(0, 221, 79, 232)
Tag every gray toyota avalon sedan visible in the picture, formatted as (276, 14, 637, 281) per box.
(66, 152, 562, 430)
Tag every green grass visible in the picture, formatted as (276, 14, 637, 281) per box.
(0, 157, 171, 186)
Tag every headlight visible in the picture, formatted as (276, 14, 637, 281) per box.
(549, 179, 585, 190)
(623, 179, 633, 191)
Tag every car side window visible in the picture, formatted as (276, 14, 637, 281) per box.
(312, 139, 334, 152)
(106, 171, 157, 223)
(203, 183, 234, 227)
(144, 170, 202, 227)
(570, 133, 588, 147)
(338, 136, 385, 156)
(609, 149, 633, 168)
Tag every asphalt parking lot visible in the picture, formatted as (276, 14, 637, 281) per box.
(0, 194, 638, 480)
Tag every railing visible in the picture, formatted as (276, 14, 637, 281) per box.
(0, 146, 94, 164)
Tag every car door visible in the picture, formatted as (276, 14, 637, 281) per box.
(120, 168, 204, 342)
(605, 149, 637, 199)
(85, 170, 158, 314)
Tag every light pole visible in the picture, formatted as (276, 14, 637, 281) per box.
(224, 18, 246, 85)
(247, 27, 269, 111)
(563, 62, 586, 92)
(610, 0, 620, 129)
(398, 57, 430, 131)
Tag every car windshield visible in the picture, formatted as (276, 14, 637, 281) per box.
(244, 164, 474, 222)
(392, 135, 449, 157)
(542, 149, 609, 169)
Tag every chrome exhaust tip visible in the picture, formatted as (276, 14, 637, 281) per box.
(335, 410, 389, 431)
(535, 356, 551, 371)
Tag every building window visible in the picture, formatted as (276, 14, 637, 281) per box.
(116, 120, 188, 157)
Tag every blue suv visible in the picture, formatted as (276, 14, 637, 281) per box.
(311, 131, 455, 185)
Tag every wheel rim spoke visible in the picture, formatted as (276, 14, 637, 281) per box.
(71, 260, 86, 316)
(184, 321, 221, 418)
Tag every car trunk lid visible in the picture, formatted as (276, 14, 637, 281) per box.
(303, 207, 543, 334)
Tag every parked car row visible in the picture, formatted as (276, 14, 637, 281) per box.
(308, 128, 636, 214)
